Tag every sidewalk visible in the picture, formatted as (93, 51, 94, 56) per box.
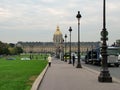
(38, 58, 120, 90)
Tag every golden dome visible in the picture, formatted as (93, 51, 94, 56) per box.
(54, 26, 62, 35)
(53, 26, 63, 43)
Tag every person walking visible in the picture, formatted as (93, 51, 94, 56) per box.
(48, 54, 52, 67)
(72, 54, 75, 66)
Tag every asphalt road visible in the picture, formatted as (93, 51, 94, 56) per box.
(81, 61, 120, 81)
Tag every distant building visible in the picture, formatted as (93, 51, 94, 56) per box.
(17, 42, 55, 53)
(53, 26, 64, 58)
(17, 41, 100, 53)
(16, 26, 100, 54)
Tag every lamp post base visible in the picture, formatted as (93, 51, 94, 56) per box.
(98, 70, 112, 82)
(76, 63, 82, 68)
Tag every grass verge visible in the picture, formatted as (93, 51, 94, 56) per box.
(0, 56, 47, 90)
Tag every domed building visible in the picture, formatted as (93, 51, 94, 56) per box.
(53, 26, 64, 58)
(16, 26, 101, 59)
(53, 26, 63, 44)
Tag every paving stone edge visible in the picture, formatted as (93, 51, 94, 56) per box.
(31, 64, 49, 90)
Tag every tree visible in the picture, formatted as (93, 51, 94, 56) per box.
(0, 41, 9, 55)
(0, 41, 23, 55)
(8, 47, 16, 55)
(9, 43, 15, 47)
(2, 47, 9, 55)
(15, 47, 23, 54)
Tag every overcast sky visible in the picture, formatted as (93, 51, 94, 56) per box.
(0, 0, 120, 44)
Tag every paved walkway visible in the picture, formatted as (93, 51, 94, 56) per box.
(38, 58, 120, 90)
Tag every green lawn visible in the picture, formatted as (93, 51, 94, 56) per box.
(0, 55, 48, 90)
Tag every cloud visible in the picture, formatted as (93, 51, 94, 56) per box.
(0, 7, 12, 18)
(40, 0, 56, 3)
(0, 0, 119, 44)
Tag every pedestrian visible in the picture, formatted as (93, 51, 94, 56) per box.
(48, 54, 52, 67)
(72, 54, 75, 66)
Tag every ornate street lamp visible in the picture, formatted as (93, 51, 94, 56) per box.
(64, 34, 67, 62)
(61, 39, 64, 61)
(68, 27, 72, 64)
(98, 0, 112, 82)
(76, 11, 82, 68)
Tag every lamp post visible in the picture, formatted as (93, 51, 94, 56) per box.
(68, 27, 72, 64)
(76, 11, 82, 68)
(61, 39, 64, 61)
(65, 34, 67, 62)
(98, 0, 112, 82)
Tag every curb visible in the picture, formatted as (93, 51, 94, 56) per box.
(31, 64, 49, 90)
(82, 65, 120, 83)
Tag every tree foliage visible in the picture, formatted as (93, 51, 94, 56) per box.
(0, 41, 23, 55)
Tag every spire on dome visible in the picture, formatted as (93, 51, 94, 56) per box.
(54, 26, 62, 35)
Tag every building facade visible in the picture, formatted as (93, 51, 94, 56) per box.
(17, 41, 100, 54)
(16, 26, 100, 54)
